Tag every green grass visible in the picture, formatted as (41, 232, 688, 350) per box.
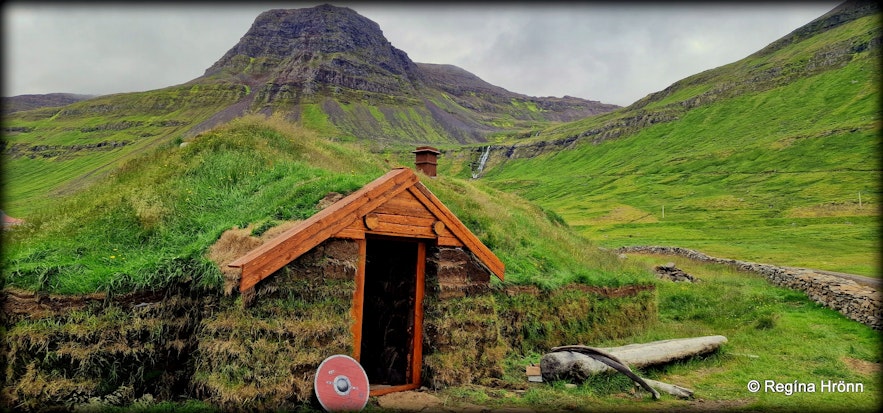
(434, 254, 881, 412)
(1, 115, 652, 295)
(421, 176, 652, 289)
(475, 29, 881, 276)
(299, 103, 339, 136)
(1, 115, 386, 294)
(1, 7, 879, 412)
(1, 83, 248, 217)
(83, 259, 881, 413)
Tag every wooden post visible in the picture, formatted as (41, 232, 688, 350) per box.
(859, 192, 862, 208)
(412, 242, 426, 388)
(351, 239, 367, 361)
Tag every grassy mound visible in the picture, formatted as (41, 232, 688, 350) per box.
(2, 115, 653, 296)
(2, 115, 384, 295)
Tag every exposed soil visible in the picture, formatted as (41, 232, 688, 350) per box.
(377, 390, 444, 411)
(2, 287, 166, 320)
(675, 398, 755, 412)
(373, 389, 755, 412)
(504, 283, 654, 299)
(806, 268, 880, 289)
(841, 356, 882, 377)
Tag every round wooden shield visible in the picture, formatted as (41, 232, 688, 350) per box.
(314, 355, 370, 412)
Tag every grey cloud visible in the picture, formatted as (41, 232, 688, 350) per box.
(3, 2, 840, 106)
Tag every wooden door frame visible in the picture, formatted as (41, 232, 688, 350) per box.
(351, 237, 426, 396)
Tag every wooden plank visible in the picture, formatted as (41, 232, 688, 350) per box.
(333, 227, 364, 240)
(369, 383, 420, 397)
(437, 236, 464, 247)
(351, 239, 367, 362)
(240, 187, 416, 290)
(367, 222, 436, 239)
(346, 217, 368, 232)
(240, 212, 360, 291)
(350, 175, 419, 220)
(364, 214, 380, 230)
(373, 213, 436, 227)
(434, 224, 456, 239)
(239, 213, 352, 289)
(237, 167, 411, 257)
(229, 185, 373, 268)
(373, 191, 435, 219)
(407, 184, 505, 280)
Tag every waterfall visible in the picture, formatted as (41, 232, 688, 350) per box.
(472, 146, 491, 179)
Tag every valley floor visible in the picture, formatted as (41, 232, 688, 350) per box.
(363, 251, 882, 413)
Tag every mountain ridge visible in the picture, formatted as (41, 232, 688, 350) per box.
(191, 3, 617, 142)
(203, 5, 423, 99)
(449, 0, 879, 165)
(2, 93, 94, 115)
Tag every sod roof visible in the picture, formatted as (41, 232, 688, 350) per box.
(230, 167, 505, 291)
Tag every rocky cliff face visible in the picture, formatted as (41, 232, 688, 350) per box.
(418, 63, 619, 122)
(205, 5, 422, 103)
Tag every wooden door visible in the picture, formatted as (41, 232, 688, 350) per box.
(352, 237, 425, 396)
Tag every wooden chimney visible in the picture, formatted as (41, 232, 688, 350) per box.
(412, 146, 441, 177)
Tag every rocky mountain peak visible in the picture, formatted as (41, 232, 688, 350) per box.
(203, 4, 421, 99)
(191, 4, 619, 142)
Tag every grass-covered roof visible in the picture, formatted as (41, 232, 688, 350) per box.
(1, 115, 653, 295)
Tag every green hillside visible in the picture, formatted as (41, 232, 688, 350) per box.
(1, 116, 651, 295)
(461, 6, 881, 276)
(0, 81, 606, 219)
(1, 82, 249, 216)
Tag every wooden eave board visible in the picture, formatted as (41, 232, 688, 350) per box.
(230, 167, 504, 292)
(231, 168, 418, 291)
(407, 183, 505, 280)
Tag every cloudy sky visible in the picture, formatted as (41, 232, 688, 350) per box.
(3, 2, 840, 106)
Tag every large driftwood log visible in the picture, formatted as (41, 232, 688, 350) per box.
(542, 335, 727, 379)
(541, 336, 727, 399)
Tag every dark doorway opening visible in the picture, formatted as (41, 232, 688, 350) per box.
(360, 238, 418, 386)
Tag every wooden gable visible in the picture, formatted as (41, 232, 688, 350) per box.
(229, 168, 504, 292)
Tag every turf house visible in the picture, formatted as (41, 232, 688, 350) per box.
(2, 162, 655, 411)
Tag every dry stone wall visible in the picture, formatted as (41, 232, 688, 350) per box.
(617, 246, 881, 330)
